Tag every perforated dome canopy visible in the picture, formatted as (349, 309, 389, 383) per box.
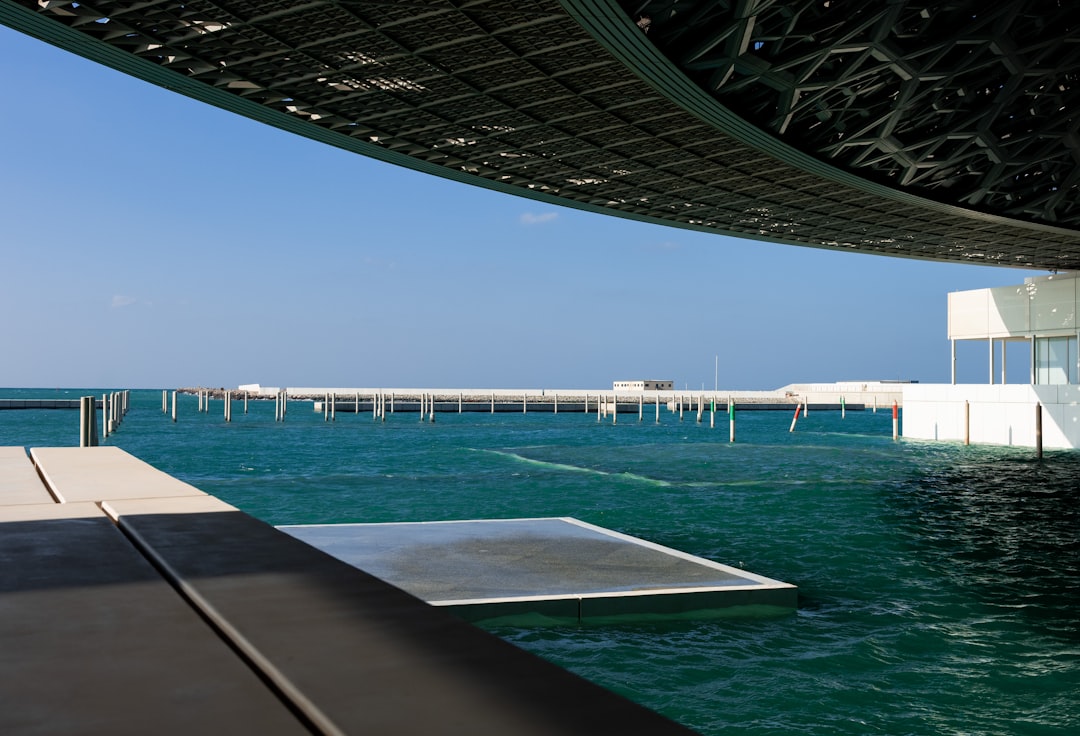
(3, 0, 1078, 268)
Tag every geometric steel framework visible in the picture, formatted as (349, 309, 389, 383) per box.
(625, 1, 1080, 228)
(3, 0, 1080, 269)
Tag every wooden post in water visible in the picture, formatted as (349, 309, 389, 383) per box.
(80, 396, 90, 447)
(1036, 403, 1043, 459)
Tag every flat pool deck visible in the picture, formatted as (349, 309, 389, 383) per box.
(281, 518, 797, 622)
(1, 445, 700, 735)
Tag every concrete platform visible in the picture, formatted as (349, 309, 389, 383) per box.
(0, 446, 53, 505)
(2, 447, 698, 735)
(0, 501, 309, 734)
(281, 518, 798, 623)
(30, 445, 206, 502)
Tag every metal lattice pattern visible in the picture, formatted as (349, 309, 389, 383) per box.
(621, 0, 1080, 227)
(3, 0, 1080, 268)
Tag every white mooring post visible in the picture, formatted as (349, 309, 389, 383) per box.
(171, 390, 177, 423)
(655, 396, 660, 423)
(162, 390, 167, 414)
(892, 401, 899, 440)
(102, 394, 109, 439)
(612, 394, 617, 425)
(523, 393, 527, 414)
(729, 398, 736, 443)
(554, 392, 558, 414)
(639, 394, 643, 421)
(710, 396, 715, 428)
(459, 392, 463, 414)
(491, 392, 495, 414)
(429, 393, 436, 423)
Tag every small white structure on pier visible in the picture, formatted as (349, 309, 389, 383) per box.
(613, 380, 673, 391)
(904, 272, 1080, 449)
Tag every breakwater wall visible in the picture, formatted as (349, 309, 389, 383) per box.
(177, 382, 904, 415)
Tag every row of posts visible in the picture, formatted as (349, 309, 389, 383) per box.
(79, 390, 130, 447)
(157, 390, 890, 446)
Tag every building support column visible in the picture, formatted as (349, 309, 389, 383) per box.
(1031, 335, 1037, 384)
(951, 339, 957, 385)
(989, 336, 995, 385)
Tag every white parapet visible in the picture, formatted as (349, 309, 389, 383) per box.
(902, 383, 1080, 449)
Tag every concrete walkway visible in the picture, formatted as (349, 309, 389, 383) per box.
(1, 446, 698, 735)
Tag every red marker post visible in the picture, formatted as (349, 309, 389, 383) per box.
(892, 401, 899, 440)
(789, 403, 802, 433)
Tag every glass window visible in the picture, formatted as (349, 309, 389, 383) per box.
(1035, 336, 1078, 384)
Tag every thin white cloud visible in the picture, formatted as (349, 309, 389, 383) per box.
(111, 295, 136, 308)
(520, 211, 558, 225)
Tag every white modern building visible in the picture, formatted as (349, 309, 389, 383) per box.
(613, 380, 674, 391)
(903, 272, 1080, 449)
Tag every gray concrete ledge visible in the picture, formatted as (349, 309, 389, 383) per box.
(106, 498, 697, 735)
(2, 447, 699, 734)
(0, 501, 309, 734)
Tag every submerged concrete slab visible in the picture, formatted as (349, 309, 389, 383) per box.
(107, 498, 696, 735)
(0, 501, 308, 734)
(281, 518, 797, 622)
(30, 446, 206, 503)
(0, 447, 53, 505)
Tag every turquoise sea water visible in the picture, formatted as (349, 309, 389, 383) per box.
(2, 388, 1078, 735)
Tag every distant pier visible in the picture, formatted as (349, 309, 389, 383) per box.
(177, 382, 905, 415)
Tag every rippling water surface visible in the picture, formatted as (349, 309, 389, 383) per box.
(3, 389, 1077, 735)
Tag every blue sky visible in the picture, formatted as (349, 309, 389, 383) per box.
(0, 26, 1041, 390)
